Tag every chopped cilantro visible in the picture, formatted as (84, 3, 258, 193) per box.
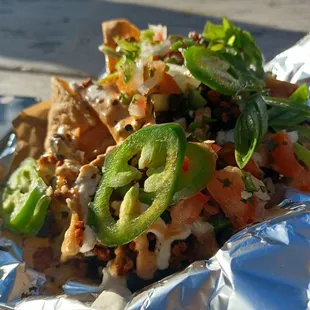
(242, 171, 257, 192)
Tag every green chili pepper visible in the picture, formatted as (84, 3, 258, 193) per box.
(184, 46, 244, 95)
(173, 142, 216, 202)
(1, 158, 51, 235)
(88, 124, 187, 246)
(116, 142, 216, 205)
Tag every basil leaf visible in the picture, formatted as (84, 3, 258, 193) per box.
(267, 84, 309, 129)
(264, 95, 310, 118)
(234, 95, 268, 168)
(203, 21, 226, 40)
(202, 17, 264, 79)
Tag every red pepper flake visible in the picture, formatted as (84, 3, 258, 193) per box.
(182, 156, 190, 172)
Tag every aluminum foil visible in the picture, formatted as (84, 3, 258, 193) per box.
(1, 36, 310, 310)
(264, 33, 310, 84)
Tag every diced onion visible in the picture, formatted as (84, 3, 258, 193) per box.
(128, 95, 147, 118)
(190, 218, 214, 237)
(138, 61, 165, 95)
(80, 226, 97, 253)
(140, 40, 171, 63)
(166, 64, 200, 92)
(138, 74, 161, 95)
(287, 131, 299, 143)
(149, 24, 168, 41)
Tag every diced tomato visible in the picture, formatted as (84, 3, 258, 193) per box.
(182, 156, 190, 173)
(218, 143, 263, 179)
(171, 192, 209, 225)
(148, 72, 181, 95)
(205, 143, 222, 154)
(78, 124, 114, 161)
(154, 32, 164, 42)
(116, 70, 135, 94)
(290, 169, 310, 193)
(207, 166, 256, 229)
(271, 131, 304, 178)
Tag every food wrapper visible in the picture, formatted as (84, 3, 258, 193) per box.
(1, 35, 310, 310)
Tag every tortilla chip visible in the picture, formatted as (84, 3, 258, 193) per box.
(12, 99, 51, 171)
(102, 19, 140, 73)
(45, 77, 114, 160)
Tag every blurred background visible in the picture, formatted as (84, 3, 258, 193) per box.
(0, 0, 308, 98)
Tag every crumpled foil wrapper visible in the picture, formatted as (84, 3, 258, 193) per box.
(264, 33, 310, 85)
(1, 35, 310, 310)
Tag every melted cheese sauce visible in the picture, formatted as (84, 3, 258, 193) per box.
(75, 164, 100, 213)
(80, 225, 97, 253)
(80, 84, 154, 143)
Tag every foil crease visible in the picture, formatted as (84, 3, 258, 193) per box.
(127, 203, 310, 310)
(1, 35, 310, 310)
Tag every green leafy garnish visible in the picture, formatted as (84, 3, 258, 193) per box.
(114, 38, 139, 52)
(267, 84, 309, 130)
(202, 17, 264, 79)
(264, 95, 310, 118)
(242, 171, 257, 192)
(97, 72, 119, 85)
(98, 45, 122, 59)
(114, 38, 140, 61)
(140, 29, 155, 42)
(234, 94, 268, 168)
(171, 40, 183, 51)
